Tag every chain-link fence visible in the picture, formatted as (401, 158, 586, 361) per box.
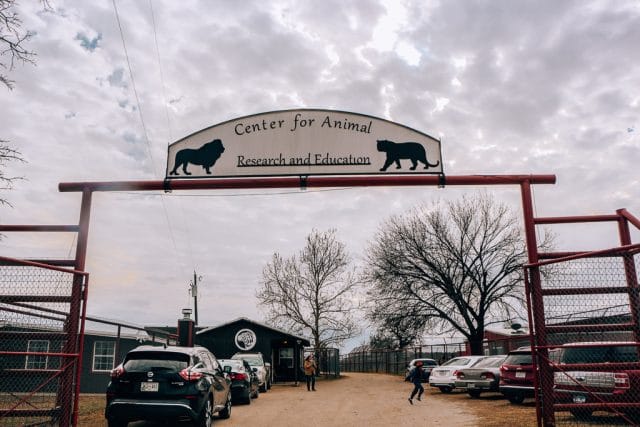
(526, 245, 640, 426)
(0, 257, 88, 427)
(340, 342, 467, 376)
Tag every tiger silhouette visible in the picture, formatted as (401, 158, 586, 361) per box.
(377, 139, 439, 171)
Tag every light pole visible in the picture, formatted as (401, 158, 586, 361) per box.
(189, 271, 202, 325)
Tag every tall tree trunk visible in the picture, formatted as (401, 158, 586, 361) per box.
(468, 331, 485, 355)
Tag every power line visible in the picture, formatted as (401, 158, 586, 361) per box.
(111, 0, 187, 279)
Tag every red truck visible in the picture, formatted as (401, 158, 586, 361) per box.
(553, 341, 640, 421)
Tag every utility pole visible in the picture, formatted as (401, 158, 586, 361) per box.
(189, 271, 202, 325)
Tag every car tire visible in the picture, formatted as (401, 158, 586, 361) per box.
(219, 393, 232, 419)
(507, 393, 525, 404)
(467, 390, 482, 398)
(438, 386, 453, 393)
(267, 380, 272, 390)
(107, 418, 127, 427)
(244, 389, 252, 405)
(253, 387, 259, 399)
(569, 409, 593, 420)
(195, 397, 213, 427)
(259, 382, 267, 393)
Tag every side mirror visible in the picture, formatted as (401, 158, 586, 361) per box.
(223, 365, 232, 374)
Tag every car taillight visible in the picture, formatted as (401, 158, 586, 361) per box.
(452, 370, 460, 377)
(179, 368, 203, 381)
(230, 372, 248, 381)
(480, 372, 495, 380)
(614, 373, 630, 390)
(110, 365, 125, 379)
(500, 366, 509, 372)
(456, 372, 465, 379)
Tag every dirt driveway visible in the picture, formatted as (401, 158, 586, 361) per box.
(213, 372, 477, 427)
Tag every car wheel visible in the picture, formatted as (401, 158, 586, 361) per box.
(569, 408, 593, 420)
(107, 419, 127, 427)
(438, 386, 453, 393)
(467, 390, 482, 398)
(244, 389, 252, 405)
(507, 393, 525, 404)
(253, 387, 259, 399)
(267, 380, 272, 390)
(219, 393, 232, 419)
(259, 382, 267, 393)
(195, 397, 213, 427)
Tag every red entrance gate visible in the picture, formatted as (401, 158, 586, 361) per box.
(0, 256, 88, 426)
(11, 173, 638, 426)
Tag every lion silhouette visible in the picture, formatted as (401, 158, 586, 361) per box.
(169, 139, 225, 176)
(377, 139, 440, 171)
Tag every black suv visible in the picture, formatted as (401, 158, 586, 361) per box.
(105, 345, 232, 427)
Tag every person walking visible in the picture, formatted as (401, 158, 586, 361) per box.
(407, 361, 424, 404)
(303, 354, 317, 391)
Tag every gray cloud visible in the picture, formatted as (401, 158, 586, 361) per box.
(1, 0, 639, 350)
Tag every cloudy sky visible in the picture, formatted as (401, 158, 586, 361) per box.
(1, 0, 639, 351)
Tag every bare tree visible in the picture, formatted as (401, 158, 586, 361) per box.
(365, 193, 550, 355)
(0, 141, 24, 206)
(257, 229, 360, 349)
(0, 0, 42, 206)
(1, 0, 37, 90)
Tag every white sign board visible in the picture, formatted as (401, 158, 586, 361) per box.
(166, 109, 443, 179)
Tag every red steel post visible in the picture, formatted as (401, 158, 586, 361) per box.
(616, 209, 640, 345)
(58, 189, 93, 427)
(520, 180, 554, 427)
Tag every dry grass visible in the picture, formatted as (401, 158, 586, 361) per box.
(77, 394, 107, 426)
(426, 388, 538, 427)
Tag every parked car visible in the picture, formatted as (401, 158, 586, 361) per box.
(405, 358, 439, 382)
(553, 341, 640, 421)
(232, 352, 272, 392)
(429, 355, 488, 393)
(105, 345, 232, 427)
(499, 346, 534, 404)
(219, 358, 260, 404)
(454, 355, 506, 398)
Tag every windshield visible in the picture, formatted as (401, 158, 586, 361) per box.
(503, 353, 531, 366)
(232, 354, 262, 366)
(474, 357, 506, 368)
(562, 346, 638, 364)
(442, 357, 469, 366)
(124, 351, 190, 372)
(219, 360, 243, 370)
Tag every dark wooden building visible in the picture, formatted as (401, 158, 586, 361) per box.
(196, 317, 311, 383)
(0, 323, 173, 393)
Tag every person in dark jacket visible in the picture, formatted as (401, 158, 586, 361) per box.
(408, 361, 424, 404)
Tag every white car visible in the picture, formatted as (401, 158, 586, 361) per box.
(429, 355, 488, 393)
(231, 352, 271, 392)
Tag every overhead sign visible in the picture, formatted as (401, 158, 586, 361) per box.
(165, 109, 443, 179)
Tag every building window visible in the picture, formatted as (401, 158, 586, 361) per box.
(93, 341, 116, 372)
(25, 340, 49, 369)
(279, 347, 293, 368)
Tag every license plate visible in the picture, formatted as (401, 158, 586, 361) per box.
(515, 372, 526, 378)
(140, 382, 159, 392)
(573, 394, 587, 404)
(467, 383, 475, 389)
